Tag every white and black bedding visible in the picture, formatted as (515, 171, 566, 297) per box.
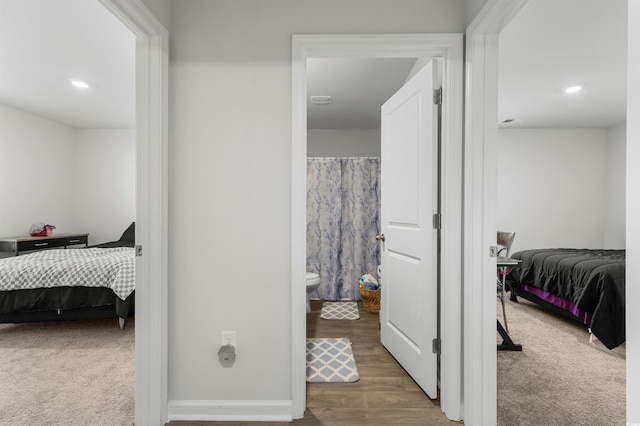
(506, 248, 625, 349)
(0, 222, 136, 328)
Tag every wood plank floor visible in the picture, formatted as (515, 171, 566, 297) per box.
(167, 300, 458, 426)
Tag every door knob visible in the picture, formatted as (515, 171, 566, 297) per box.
(375, 234, 385, 242)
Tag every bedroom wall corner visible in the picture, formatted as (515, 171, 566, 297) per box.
(496, 128, 607, 251)
(604, 122, 626, 249)
(73, 129, 136, 245)
(0, 104, 77, 241)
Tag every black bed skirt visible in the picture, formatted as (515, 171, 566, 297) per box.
(0, 287, 134, 324)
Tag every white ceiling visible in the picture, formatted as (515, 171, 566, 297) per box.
(307, 0, 627, 130)
(498, 0, 627, 129)
(307, 58, 417, 129)
(0, 0, 135, 129)
(0, 1, 628, 131)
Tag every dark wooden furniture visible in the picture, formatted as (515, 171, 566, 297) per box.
(0, 233, 89, 256)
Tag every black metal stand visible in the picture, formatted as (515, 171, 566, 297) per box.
(497, 319, 522, 351)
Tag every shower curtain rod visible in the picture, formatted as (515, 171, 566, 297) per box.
(307, 156, 380, 159)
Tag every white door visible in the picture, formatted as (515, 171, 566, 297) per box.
(380, 61, 439, 398)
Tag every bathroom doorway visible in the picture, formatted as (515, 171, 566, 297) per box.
(305, 57, 398, 301)
(291, 34, 464, 420)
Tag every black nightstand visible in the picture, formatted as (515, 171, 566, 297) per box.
(0, 233, 89, 256)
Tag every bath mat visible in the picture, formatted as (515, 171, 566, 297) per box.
(306, 337, 360, 383)
(320, 301, 360, 320)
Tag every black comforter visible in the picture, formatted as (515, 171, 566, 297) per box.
(507, 248, 625, 349)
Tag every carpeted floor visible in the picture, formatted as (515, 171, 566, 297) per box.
(0, 318, 134, 426)
(0, 301, 624, 425)
(498, 297, 625, 426)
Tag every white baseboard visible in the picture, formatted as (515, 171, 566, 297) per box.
(167, 399, 294, 422)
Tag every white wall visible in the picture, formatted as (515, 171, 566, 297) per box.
(140, 0, 171, 31)
(604, 122, 626, 248)
(627, 2, 640, 423)
(168, 0, 465, 418)
(74, 129, 135, 245)
(0, 104, 77, 238)
(496, 128, 609, 252)
(0, 104, 135, 250)
(307, 129, 380, 157)
(465, 0, 489, 27)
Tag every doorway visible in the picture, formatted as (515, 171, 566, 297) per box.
(464, 1, 630, 424)
(99, 0, 169, 424)
(305, 57, 410, 304)
(495, 1, 627, 423)
(0, 1, 137, 423)
(291, 34, 464, 421)
(305, 57, 438, 397)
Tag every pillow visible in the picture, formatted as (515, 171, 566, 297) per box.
(119, 222, 135, 243)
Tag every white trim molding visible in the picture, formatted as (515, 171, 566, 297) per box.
(168, 400, 294, 422)
(99, 1, 169, 425)
(627, 2, 640, 424)
(463, 1, 528, 425)
(292, 33, 463, 421)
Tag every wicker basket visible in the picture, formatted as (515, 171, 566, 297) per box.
(359, 283, 381, 313)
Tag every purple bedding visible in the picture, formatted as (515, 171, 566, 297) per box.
(507, 248, 625, 349)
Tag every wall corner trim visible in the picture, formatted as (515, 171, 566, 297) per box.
(167, 399, 294, 422)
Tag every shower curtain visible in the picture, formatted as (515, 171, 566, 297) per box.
(306, 157, 381, 301)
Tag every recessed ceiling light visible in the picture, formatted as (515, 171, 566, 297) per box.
(310, 95, 332, 105)
(70, 79, 89, 89)
(563, 85, 582, 94)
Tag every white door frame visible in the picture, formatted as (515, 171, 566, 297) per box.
(463, 1, 528, 425)
(291, 34, 463, 420)
(466, 2, 640, 425)
(98, 1, 169, 425)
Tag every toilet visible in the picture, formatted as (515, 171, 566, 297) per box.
(306, 272, 321, 313)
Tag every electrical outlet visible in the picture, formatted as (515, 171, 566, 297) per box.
(221, 331, 236, 349)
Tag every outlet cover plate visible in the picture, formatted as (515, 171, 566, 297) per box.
(221, 331, 236, 348)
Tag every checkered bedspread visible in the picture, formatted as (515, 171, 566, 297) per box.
(0, 247, 135, 300)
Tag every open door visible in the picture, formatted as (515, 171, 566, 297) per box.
(379, 61, 439, 398)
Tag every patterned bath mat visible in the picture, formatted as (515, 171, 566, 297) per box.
(306, 337, 360, 383)
(320, 301, 360, 320)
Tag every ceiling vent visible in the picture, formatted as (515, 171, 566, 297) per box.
(310, 95, 332, 105)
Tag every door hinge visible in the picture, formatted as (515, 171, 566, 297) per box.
(432, 338, 441, 355)
(433, 87, 442, 105)
(135, 245, 143, 257)
(489, 245, 499, 257)
(432, 213, 441, 230)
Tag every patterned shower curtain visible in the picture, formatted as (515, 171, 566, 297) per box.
(306, 157, 381, 301)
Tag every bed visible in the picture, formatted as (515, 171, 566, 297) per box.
(506, 248, 625, 349)
(0, 222, 136, 329)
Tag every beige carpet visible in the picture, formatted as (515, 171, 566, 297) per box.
(0, 318, 134, 426)
(0, 303, 624, 425)
(498, 297, 625, 426)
